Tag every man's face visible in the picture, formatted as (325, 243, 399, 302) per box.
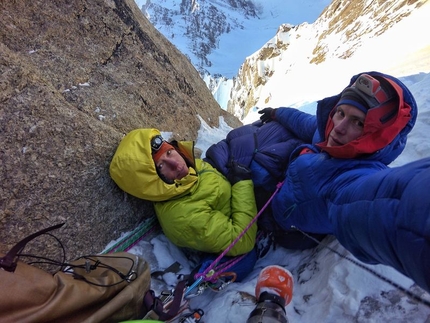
(154, 148, 189, 182)
(327, 104, 366, 147)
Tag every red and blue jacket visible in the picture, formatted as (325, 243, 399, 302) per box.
(272, 72, 430, 292)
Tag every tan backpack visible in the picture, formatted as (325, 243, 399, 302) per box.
(0, 224, 151, 323)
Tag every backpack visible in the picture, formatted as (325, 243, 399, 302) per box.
(0, 223, 151, 323)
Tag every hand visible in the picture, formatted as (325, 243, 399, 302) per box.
(258, 107, 276, 123)
(227, 161, 252, 185)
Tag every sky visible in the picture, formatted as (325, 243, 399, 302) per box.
(110, 1, 430, 322)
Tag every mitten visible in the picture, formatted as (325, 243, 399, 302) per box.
(258, 107, 276, 123)
(227, 161, 252, 185)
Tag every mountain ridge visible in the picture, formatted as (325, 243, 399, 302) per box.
(138, 0, 331, 77)
(139, 0, 429, 119)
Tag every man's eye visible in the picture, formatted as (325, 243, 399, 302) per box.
(355, 120, 364, 128)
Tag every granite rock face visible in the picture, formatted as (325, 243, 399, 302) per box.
(0, 0, 241, 258)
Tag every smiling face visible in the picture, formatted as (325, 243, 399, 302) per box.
(154, 147, 189, 183)
(327, 104, 366, 147)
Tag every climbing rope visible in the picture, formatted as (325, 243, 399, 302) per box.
(292, 225, 430, 309)
(193, 181, 284, 285)
(102, 216, 160, 254)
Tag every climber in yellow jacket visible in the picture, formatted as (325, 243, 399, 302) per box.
(109, 128, 259, 280)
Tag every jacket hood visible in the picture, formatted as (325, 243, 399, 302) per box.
(315, 71, 417, 164)
(109, 128, 198, 202)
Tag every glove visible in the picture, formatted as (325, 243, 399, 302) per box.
(258, 107, 276, 123)
(227, 161, 252, 185)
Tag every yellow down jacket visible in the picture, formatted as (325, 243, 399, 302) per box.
(109, 128, 257, 256)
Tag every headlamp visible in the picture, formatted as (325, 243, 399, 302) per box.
(151, 135, 164, 152)
(348, 74, 392, 110)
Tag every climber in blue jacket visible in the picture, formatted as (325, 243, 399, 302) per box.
(260, 71, 430, 293)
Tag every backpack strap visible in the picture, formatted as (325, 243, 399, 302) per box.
(143, 279, 188, 321)
(0, 223, 64, 272)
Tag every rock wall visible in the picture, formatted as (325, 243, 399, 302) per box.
(0, 0, 241, 259)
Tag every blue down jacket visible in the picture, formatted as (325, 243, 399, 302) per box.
(271, 72, 430, 292)
(205, 120, 304, 190)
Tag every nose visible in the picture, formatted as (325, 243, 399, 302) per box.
(333, 119, 347, 134)
(165, 159, 179, 170)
